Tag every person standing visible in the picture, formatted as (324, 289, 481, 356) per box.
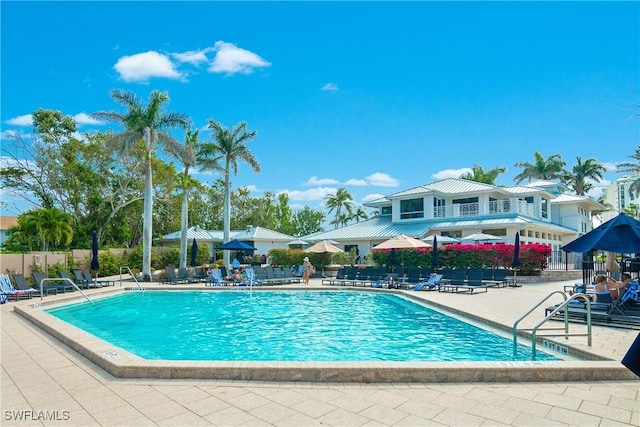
(302, 257, 314, 285)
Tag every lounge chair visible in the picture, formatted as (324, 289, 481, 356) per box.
(160, 267, 189, 284)
(12, 273, 55, 297)
(414, 273, 443, 291)
(1, 274, 33, 301)
(33, 271, 74, 293)
(81, 268, 111, 287)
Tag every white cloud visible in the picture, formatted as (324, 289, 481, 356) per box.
(601, 162, 618, 172)
(74, 113, 102, 125)
(344, 178, 367, 186)
(361, 193, 386, 203)
(209, 41, 271, 75)
(305, 176, 339, 186)
(365, 172, 399, 187)
(5, 114, 32, 126)
(432, 168, 473, 180)
(114, 51, 182, 82)
(322, 82, 339, 92)
(279, 187, 336, 202)
(172, 49, 211, 65)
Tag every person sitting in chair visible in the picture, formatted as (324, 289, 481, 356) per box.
(606, 273, 633, 301)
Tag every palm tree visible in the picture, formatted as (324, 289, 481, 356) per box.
(168, 129, 200, 270)
(324, 187, 355, 229)
(460, 164, 507, 185)
(616, 145, 640, 196)
(200, 120, 260, 268)
(92, 90, 191, 280)
(26, 208, 73, 251)
(513, 152, 566, 184)
(350, 206, 369, 223)
(562, 156, 606, 196)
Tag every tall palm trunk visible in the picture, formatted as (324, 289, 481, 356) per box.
(179, 188, 188, 269)
(142, 149, 153, 281)
(223, 163, 231, 269)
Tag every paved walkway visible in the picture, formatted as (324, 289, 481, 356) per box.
(1, 278, 638, 426)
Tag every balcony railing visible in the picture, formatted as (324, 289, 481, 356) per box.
(432, 200, 536, 219)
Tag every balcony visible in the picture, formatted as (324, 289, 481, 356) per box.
(432, 200, 536, 219)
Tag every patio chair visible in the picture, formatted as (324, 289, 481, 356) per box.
(12, 273, 55, 297)
(33, 271, 74, 293)
(1, 274, 33, 301)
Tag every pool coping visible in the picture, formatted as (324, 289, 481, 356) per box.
(14, 286, 637, 383)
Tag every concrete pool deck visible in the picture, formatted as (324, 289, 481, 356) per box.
(2, 277, 639, 426)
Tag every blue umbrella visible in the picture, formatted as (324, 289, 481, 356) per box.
(90, 231, 99, 271)
(561, 214, 640, 253)
(216, 239, 257, 251)
(431, 235, 438, 272)
(512, 232, 521, 286)
(190, 238, 198, 267)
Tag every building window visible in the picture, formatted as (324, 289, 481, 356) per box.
(380, 206, 392, 216)
(541, 198, 549, 219)
(482, 228, 507, 237)
(400, 198, 424, 219)
(433, 198, 446, 217)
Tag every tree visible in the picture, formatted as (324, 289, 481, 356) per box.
(92, 90, 191, 280)
(561, 156, 606, 196)
(460, 164, 507, 185)
(292, 206, 325, 236)
(324, 187, 355, 229)
(616, 145, 640, 197)
(16, 208, 73, 251)
(200, 120, 260, 268)
(167, 129, 200, 269)
(350, 206, 369, 223)
(513, 152, 566, 184)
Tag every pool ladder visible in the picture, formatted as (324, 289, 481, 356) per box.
(513, 290, 592, 359)
(119, 266, 144, 291)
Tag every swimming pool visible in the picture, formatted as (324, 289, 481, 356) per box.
(46, 290, 558, 362)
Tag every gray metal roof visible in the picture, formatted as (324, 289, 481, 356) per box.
(302, 216, 432, 242)
(231, 226, 297, 241)
(424, 178, 496, 194)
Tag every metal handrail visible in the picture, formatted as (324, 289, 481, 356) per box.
(119, 266, 143, 291)
(40, 277, 93, 305)
(512, 290, 592, 359)
(530, 293, 591, 358)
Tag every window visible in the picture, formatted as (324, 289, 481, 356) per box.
(400, 198, 424, 219)
(433, 198, 446, 217)
(541, 198, 549, 219)
(380, 206, 392, 216)
(482, 228, 506, 237)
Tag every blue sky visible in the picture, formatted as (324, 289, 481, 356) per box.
(1, 1, 639, 216)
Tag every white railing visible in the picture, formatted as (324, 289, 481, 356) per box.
(433, 200, 535, 218)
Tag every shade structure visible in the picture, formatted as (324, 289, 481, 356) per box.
(215, 239, 257, 251)
(460, 232, 504, 243)
(190, 238, 198, 267)
(305, 240, 343, 253)
(561, 214, 640, 253)
(373, 234, 430, 250)
(90, 231, 99, 271)
(287, 238, 309, 245)
(422, 235, 459, 244)
(431, 235, 439, 271)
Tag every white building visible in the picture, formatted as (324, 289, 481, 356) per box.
(303, 178, 602, 260)
(602, 175, 640, 221)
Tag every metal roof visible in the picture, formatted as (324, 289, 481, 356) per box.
(423, 178, 496, 194)
(157, 226, 295, 243)
(231, 226, 297, 241)
(552, 193, 603, 209)
(303, 213, 579, 242)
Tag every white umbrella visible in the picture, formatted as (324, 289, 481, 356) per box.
(373, 234, 431, 250)
(460, 232, 504, 243)
(306, 240, 343, 253)
(422, 235, 459, 244)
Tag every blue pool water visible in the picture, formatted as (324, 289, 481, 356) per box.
(46, 290, 558, 362)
